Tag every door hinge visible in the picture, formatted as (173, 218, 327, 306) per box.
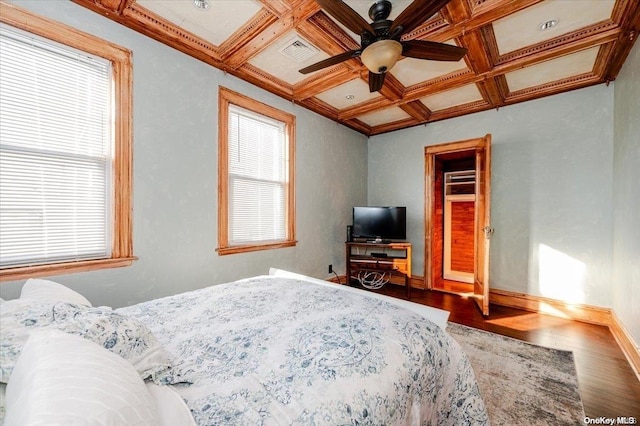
(483, 226, 494, 239)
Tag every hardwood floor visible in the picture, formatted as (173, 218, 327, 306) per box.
(369, 284, 640, 418)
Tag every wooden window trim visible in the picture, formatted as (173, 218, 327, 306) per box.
(0, 2, 135, 282)
(217, 87, 296, 255)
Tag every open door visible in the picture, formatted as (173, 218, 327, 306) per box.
(473, 135, 492, 315)
(424, 134, 492, 315)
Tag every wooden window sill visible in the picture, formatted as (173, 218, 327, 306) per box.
(0, 257, 138, 282)
(217, 241, 297, 256)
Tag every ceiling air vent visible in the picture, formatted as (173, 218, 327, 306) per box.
(278, 36, 319, 62)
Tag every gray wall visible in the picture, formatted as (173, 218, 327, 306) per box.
(613, 41, 640, 346)
(0, 0, 368, 307)
(368, 85, 615, 308)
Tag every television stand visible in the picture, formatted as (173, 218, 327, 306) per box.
(346, 241, 412, 299)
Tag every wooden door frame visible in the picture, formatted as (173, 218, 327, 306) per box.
(424, 134, 492, 313)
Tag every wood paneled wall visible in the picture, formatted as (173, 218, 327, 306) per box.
(450, 201, 475, 273)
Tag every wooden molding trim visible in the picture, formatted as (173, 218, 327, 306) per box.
(489, 288, 613, 326)
(216, 87, 296, 256)
(490, 288, 640, 382)
(0, 1, 134, 281)
(610, 312, 640, 382)
(0, 258, 137, 282)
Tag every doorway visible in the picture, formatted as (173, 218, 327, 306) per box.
(424, 135, 492, 315)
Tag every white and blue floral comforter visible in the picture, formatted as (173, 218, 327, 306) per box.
(118, 276, 489, 425)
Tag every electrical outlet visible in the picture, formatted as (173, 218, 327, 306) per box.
(328, 264, 333, 274)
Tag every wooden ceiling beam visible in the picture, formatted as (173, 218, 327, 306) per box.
(296, 97, 339, 121)
(476, 76, 506, 107)
(234, 63, 294, 99)
(428, 99, 489, 122)
(404, 70, 478, 101)
(408, 0, 544, 43)
(400, 100, 432, 122)
(303, 11, 360, 52)
(504, 73, 601, 104)
(257, 0, 291, 17)
(93, 0, 128, 14)
(370, 118, 421, 136)
(338, 97, 396, 121)
(219, 10, 279, 61)
(342, 119, 372, 136)
(442, 0, 472, 25)
(293, 68, 359, 100)
(459, 29, 494, 74)
(375, 72, 405, 102)
(224, 1, 320, 69)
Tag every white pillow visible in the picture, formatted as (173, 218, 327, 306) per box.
(0, 300, 175, 384)
(4, 329, 159, 426)
(146, 383, 196, 426)
(20, 278, 92, 307)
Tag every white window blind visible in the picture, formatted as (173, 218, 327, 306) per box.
(0, 25, 113, 268)
(228, 104, 287, 244)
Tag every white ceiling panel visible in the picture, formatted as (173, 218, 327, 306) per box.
(506, 47, 599, 92)
(392, 41, 467, 87)
(315, 78, 382, 110)
(249, 31, 331, 85)
(138, 0, 263, 46)
(493, 0, 615, 54)
(356, 106, 411, 127)
(420, 84, 483, 111)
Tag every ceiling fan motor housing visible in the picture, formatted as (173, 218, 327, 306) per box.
(369, 0, 392, 21)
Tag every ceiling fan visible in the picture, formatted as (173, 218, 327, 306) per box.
(299, 0, 467, 92)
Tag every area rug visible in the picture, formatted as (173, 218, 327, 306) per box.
(447, 322, 585, 425)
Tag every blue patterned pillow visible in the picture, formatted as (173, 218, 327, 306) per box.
(0, 299, 179, 385)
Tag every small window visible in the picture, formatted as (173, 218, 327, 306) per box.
(0, 5, 133, 281)
(218, 87, 296, 255)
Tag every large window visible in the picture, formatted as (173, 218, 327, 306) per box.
(0, 4, 133, 281)
(218, 87, 295, 255)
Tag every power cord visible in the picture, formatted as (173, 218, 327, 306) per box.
(355, 270, 389, 290)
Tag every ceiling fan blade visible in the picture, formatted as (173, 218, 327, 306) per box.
(299, 50, 360, 74)
(402, 40, 467, 61)
(390, 0, 451, 35)
(369, 71, 386, 92)
(316, 0, 374, 36)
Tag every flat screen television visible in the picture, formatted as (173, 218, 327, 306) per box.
(352, 206, 406, 242)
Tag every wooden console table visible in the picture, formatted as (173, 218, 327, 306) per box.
(346, 241, 412, 299)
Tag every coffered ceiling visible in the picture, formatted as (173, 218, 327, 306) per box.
(74, 0, 640, 136)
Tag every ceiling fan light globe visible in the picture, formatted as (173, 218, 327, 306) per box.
(361, 39, 402, 74)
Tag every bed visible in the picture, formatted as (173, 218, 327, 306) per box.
(1, 269, 489, 425)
